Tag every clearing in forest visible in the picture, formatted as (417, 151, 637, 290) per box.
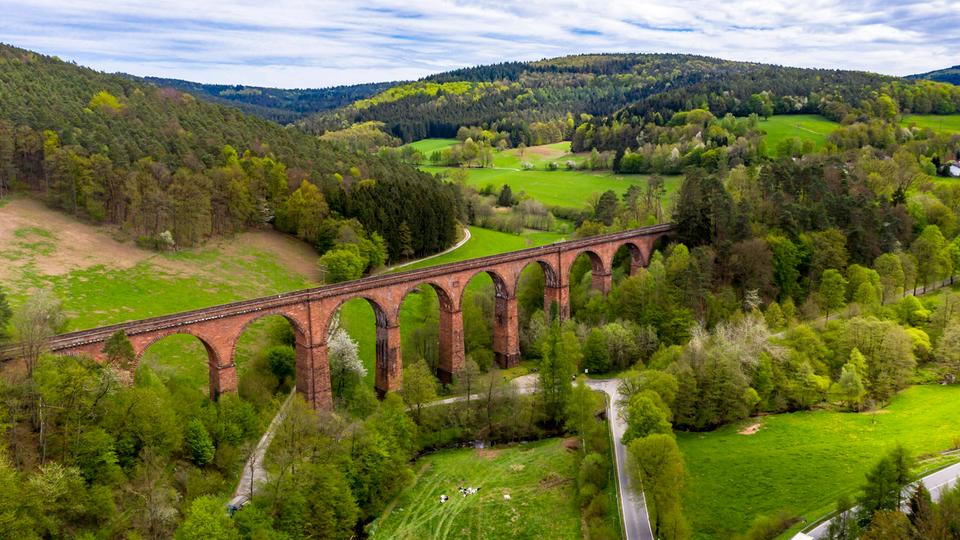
(370, 438, 582, 540)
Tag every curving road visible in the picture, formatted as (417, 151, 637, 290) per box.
(587, 378, 655, 540)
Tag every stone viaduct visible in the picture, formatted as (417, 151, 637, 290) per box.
(25, 224, 672, 410)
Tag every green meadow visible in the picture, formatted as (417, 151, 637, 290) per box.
(901, 114, 960, 134)
(677, 384, 960, 539)
(424, 164, 680, 210)
(369, 438, 583, 540)
(408, 138, 459, 154)
(759, 114, 838, 155)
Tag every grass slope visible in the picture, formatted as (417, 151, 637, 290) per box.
(901, 114, 960, 134)
(677, 385, 960, 539)
(369, 438, 581, 540)
(759, 114, 838, 155)
(0, 197, 316, 387)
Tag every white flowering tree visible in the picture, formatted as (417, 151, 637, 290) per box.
(328, 322, 365, 399)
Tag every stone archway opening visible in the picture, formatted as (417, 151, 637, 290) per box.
(136, 332, 222, 398)
(515, 260, 560, 358)
(568, 250, 608, 320)
(398, 282, 457, 384)
(612, 242, 645, 281)
(329, 296, 392, 399)
(460, 269, 516, 370)
(233, 314, 306, 408)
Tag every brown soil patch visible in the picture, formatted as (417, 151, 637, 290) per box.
(476, 448, 502, 460)
(223, 230, 321, 283)
(0, 197, 151, 282)
(539, 472, 571, 489)
(739, 422, 762, 435)
(562, 437, 580, 451)
(523, 144, 566, 159)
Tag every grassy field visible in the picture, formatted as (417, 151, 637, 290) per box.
(369, 438, 582, 540)
(677, 385, 960, 539)
(408, 138, 459, 154)
(759, 115, 838, 155)
(901, 114, 960, 134)
(424, 165, 680, 210)
(340, 226, 565, 384)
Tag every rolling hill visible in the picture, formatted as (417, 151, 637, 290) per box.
(299, 53, 895, 143)
(908, 65, 960, 85)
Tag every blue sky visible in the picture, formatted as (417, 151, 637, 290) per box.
(2, 1, 958, 88)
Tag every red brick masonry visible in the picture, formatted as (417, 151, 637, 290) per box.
(32, 224, 672, 409)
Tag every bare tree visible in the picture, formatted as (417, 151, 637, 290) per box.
(13, 289, 66, 378)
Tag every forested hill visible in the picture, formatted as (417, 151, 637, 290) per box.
(130, 76, 396, 124)
(299, 53, 894, 143)
(0, 43, 459, 263)
(908, 66, 960, 86)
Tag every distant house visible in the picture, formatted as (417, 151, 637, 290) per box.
(941, 160, 960, 178)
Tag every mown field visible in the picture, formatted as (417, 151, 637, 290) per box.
(677, 384, 960, 539)
(759, 114, 838, 155)
(901, 114, 960, 134)
(369, 438, 583, 540)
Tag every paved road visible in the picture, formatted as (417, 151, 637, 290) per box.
(796, 461, 960, 539)
(383, 226, 471, 272)
(586, 378, 655, 540)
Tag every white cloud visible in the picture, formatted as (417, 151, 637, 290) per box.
(1, 0, 958, 87)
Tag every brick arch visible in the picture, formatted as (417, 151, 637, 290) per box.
(398, 281, 456, 314)
(135, 330, 221, 365)
(324, 295, 390, 335)
(575, 249, 607, 274)
(460, 269, 512, 306)
(615, 241, 646, 275)
(514, 259, 560, 291)
(134, 330, 235, 398)
(229, 310, 311, 382)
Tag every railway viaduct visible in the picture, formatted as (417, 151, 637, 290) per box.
(23, 224, 672, 410)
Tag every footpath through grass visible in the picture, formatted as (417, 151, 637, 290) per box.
(677, 384, 960, 539)
(369, 438, 582, 540)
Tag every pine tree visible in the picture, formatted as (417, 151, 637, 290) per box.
(398, 221, 415, 260)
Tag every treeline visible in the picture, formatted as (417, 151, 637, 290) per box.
(0, 44, 459, 262)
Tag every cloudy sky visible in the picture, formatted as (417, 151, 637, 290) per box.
(2, 1, 958, 88)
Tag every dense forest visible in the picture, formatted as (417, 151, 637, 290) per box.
(0, 44, 459, 265)
(301, 53, 895, 144)
(131, 76, 395, 124)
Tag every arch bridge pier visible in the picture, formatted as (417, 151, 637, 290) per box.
(30, 224, 672, 409)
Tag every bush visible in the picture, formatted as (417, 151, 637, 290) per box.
(265, 345, 296, 381)
(184, 418, 215, 466)
(734, 509, 800, 540)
